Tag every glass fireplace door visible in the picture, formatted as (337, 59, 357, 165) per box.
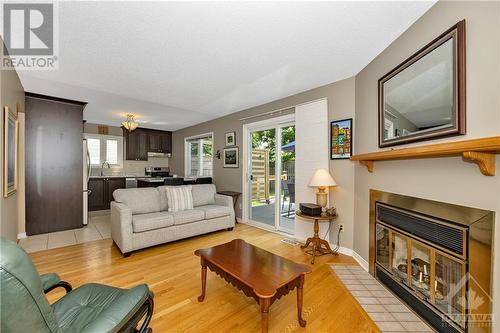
(392, 233, 409, 285)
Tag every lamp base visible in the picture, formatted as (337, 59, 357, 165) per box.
(316, 187, 328, 212)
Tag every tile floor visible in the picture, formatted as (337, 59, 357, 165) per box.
(331, 265, 434, 333)
(19, 214, 111, 253)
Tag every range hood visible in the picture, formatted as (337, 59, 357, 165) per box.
(147, 152, 171, 157)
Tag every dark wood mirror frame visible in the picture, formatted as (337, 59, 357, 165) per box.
(378, 20, 466, 148)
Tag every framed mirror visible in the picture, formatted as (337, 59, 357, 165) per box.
(378, 20, 466, 148)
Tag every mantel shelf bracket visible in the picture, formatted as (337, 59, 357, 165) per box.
(360, 161, 374, 173)
(462, 151, 496, 176)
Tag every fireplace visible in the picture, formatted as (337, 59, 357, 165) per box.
(369, 190, 494, 333)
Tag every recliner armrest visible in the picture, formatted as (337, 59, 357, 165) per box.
(40, 273, 72, 293)
(80, 284, 152, 333)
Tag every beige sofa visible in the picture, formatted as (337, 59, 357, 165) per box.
(110, 184, 235, 256)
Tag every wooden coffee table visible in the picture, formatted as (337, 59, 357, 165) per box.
(194, 239, 311, 332)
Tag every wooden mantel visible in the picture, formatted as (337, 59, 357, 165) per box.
(350, 136, 500, 176)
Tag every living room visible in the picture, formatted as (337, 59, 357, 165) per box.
(1, 1, 499, 333)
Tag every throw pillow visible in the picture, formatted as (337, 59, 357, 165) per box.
(166, 186, 194, 212)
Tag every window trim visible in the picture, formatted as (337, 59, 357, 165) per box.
(84, 133, 124, 168)
(184, 132, 214, 177)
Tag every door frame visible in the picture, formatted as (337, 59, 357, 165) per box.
(242, 114, 295, 233)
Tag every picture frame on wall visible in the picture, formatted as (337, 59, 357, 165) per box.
(223, 147, 239, 168)
(225, 131, 236, 146)
(330, 118, 353, 159)
(3, 106, 18, 197)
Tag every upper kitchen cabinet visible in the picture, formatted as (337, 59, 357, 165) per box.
(147, 129, 172, 154)
(124, 128, 148, 161)
(124, 127, 172, 160)
(25, 93, 87, 235)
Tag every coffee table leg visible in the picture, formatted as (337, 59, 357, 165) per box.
(198, 258, 207, 302)
(297, 276, 307, 327)
(259, 298, 270, 333)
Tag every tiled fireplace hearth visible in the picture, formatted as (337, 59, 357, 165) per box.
(369, 190, 494, 333)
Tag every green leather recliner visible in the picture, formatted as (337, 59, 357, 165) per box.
(0, 237, 154, 333)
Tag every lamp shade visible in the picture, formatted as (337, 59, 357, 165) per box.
(309, 169, 337, 187)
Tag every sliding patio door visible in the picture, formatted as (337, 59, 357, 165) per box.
(243, 114, 295, 234)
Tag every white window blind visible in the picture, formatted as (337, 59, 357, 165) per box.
(185, 134, 213, 177)
(106, 139, 118, 165)
(87, 138, 101, 165)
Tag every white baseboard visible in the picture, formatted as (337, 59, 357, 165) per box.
(352, 250, 369, 271)
(17, 232, 27, 240)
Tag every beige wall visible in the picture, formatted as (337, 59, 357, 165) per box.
(84, 123, 169, 176)
(353, 0, 500, 322)
(0, 39, 25, 241)
(172, 77, 356, 247)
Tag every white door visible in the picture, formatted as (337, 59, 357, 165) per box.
(242, 114, 295, 233)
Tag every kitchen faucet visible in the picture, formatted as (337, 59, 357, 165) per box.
(100, 161, 110, 176)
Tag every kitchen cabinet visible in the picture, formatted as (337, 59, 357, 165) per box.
(88, 177, 125, 211)
(124, 128, 148, 161)
(147, 129, 172, 154)
(124, 128, 172, 160)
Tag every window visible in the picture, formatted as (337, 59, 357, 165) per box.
(185, 133, 213, 177)
(85, 134, 123, 167)
(87, 138, 101, 165)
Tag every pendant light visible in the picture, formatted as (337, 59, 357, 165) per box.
(122, 114, 138, 132)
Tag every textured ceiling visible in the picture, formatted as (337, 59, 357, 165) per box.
(18, 1, 436, 131)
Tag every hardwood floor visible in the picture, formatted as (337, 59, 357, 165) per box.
(30, 223, 380, 333)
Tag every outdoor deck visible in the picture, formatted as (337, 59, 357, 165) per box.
(251, 200, 295, 232)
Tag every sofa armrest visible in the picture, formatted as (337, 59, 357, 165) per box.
(214, 194, 232, 208)
(110, 201, 134, 254)
(215, 194, 235, 226)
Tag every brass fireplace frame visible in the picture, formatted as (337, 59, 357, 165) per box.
(369, 189, 495, 333)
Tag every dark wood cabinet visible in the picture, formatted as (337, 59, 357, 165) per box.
(88, 177, 125, 211)
(124, 129, 148, 161)
(147, 129, 172, 154)
(88, 178, 108, 211)
(160, 131, 172, 154)
(25, 93, 86, 235)
(124, 128, 172, 160)
(148, 131, 162, 153)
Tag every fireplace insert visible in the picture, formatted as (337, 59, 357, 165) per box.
(369, 190, 494, 333)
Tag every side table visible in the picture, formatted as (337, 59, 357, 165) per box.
(296, 211, 338, 264)
(217, 191, 241, 224)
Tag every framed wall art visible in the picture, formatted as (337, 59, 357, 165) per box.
(330, 118, 352, 159)
(223, 147, 239, 168)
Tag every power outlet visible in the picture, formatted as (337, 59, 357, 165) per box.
(339, 224, 344, 232)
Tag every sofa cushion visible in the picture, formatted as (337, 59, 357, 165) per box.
(132, 212, 174, 233)
(172, 210, 205, 225)
(113, 188, 161, 215)
(165, 186, 194, 212)
(157, 186, 169, 211)
(192, 184, 216, 207)
(196, 205, 232, 219)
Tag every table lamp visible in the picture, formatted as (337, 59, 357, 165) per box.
(309, 169, 337, 212)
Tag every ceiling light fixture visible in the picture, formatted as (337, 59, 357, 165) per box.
(121, 114, 138, 132)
